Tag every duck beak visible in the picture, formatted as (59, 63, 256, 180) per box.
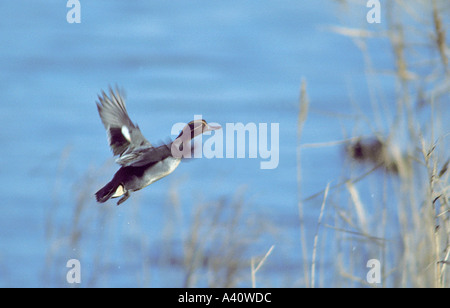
(205, 124, 221, 132)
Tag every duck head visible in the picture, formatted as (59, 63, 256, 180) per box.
(176, 119, 221, 140)
(171, 119, 221, 158)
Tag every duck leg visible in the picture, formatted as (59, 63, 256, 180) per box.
(117, 191, 130, 206)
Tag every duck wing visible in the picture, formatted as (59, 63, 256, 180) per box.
(96, 87, 151, 157)
(116, 143, 173, 167)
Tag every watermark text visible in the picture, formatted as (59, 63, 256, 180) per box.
(66, 0, 81, 24)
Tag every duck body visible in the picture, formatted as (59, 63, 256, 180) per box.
(96, 156, 181, 205)
(94, 87, 219, 205)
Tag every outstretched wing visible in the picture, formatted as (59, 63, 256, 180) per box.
(96, 87, 151, 157)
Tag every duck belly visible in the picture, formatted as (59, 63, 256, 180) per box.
(142, 157, 181, 188)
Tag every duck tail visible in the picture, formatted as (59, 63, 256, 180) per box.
(95, 179, 120, 203)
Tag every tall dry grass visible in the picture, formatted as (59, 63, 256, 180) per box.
(297, 0, 449, 287)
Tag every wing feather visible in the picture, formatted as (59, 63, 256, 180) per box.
(96, 87, 151, 156)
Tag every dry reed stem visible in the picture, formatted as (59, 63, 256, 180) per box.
(296, 79, 310, 287)
(345, 181, 368, 233)
(311, 183, 330, 288)
(432, 0, 449, 74)
(251, 245, 275, 288)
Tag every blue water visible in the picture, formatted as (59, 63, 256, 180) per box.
(2, 1, 442, 287)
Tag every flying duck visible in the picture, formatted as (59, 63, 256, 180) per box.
(95, 87, 220, 205)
